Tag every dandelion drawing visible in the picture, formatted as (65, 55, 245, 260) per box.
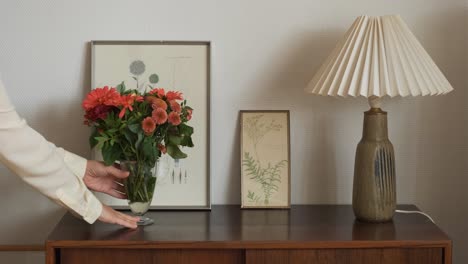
(128, 60, 159, 92)
(129, 60, 146, 76)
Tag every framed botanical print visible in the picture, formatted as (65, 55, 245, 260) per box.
(240, 110, 291, 208)
(91, 41, 211, 210)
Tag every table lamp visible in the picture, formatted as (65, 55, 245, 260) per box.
(305, 15, 453, 222)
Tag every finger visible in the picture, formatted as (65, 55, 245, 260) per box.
(116, 212, 139, 228)
(121, 212, 141, 222)
(107, 166, 130, 179)
(115, 178, 125, 184)
(115, 216, 138, 229)
(111, 189, 127, 199)
(116, 210, 140, 224)
(99, 205, 120, 224)
(110, 181, 126, 193)
(113, 163, 122, 170)
(102, 188, 127, 199)
(99, 207, 139, 229)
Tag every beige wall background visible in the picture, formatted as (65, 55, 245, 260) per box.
(0, 0, 466, 263)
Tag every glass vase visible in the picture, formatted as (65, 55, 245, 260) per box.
(120, 160, 158, 226)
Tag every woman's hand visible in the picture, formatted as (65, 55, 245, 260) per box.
(84, 161, 140, 228)
(83, 160, 129, 199)
(99, 204, 140, 229)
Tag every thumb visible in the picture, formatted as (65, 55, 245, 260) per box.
(107, 165, 130, 179)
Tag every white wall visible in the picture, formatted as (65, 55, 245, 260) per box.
(0, 0, 467, 263)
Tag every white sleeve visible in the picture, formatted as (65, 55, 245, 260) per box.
(55, 147, 88, 179)
(0, 78, 102, 224)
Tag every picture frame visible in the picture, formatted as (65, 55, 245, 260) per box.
(240, 110, 291, 209)
(91, 40, 211, 210)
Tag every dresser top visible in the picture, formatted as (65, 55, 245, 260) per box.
(47, 205, 450, 249)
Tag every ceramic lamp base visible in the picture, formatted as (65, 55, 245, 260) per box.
(353, 108, 396, 222)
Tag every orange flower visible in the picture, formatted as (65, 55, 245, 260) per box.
(152, 108, 168, 124)
(152, 98, 168, 110)
(186, 108, 193, 121)
(158, 144, 167, 154)
(169, 100, 181, 113)
(166, 91, 183, 101)
(119, 94, 144, 118)
(149, 88, 165, 98)
(135, 94, 144, 102)
(84, 105, 113, 125)
(145, 96, 158, 104)
(142, 117, 156, 135)
(168, 111, 181, 126)
(82, 86, 120, 111)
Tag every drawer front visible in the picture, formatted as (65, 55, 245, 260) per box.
(246, 248, 443, 264)
(60, 249, 244, 264)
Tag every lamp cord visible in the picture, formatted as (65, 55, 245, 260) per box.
(395, 210, 435, 223)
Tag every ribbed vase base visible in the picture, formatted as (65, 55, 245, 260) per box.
(137, 216, 154, 226)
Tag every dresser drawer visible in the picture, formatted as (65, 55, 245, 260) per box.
(246, 248, 443, 264)
(60, 249, 244, 264)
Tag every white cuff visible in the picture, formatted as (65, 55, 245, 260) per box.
(63, 151, 87, 179)
(82, 193, 103, 224)
(56, 188, 103, 224)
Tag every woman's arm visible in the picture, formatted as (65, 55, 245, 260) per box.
(0, 79, 102, 223)
(0, 78, 139, 228)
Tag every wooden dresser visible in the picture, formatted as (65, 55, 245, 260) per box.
(46, 205, 451, 264)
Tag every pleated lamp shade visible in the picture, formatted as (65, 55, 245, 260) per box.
(305, 15, 454, 97)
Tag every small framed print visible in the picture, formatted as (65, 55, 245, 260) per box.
(240, 110, 291, 208)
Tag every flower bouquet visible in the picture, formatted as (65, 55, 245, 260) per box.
(82, 82, 194, 225)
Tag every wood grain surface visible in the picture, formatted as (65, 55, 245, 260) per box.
(46, 205, 451, 264)
(246, 248, 442, 264)
(60, 249, 244, 264)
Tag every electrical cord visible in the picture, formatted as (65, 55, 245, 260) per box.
(395, 210, 435, 223)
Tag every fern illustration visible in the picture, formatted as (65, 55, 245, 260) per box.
(244, 115, 282, 163)
(247, 190, 261, 204)
(243, 152, 287, 205)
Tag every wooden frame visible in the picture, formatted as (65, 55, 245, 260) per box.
(240, 110, 291, 208)
(91, 40, 211, 210)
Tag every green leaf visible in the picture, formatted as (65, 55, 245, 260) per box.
(142, 137, 154, 157)
(135, 132, 144, 150)
(128, 123, 141, 134)
(104, 111, 119, 127)
(141, 137, 157, 165)
(179, 123, 194, 136)
(94, 136, 109, 150)
(107, 128, 118, 133)
(180, 136, 194, 147)
(102, 142, 122, 166)
(116, 82, 126, 93)
(123, 129, 136, 144)
(149, 74, 159, 84)
(89, 128, 99, 148)
(168, 135, 183, 145)
(166, 144, 188, 159)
